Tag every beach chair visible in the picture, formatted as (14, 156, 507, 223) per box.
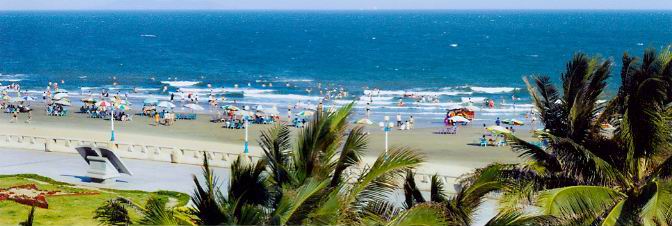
(479, 138, 488, 147)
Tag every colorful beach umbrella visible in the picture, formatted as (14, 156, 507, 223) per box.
(116, 104, 130, 111)
(96, 100, 112, 107)
(355, 118, 373, 125)
(81, 97, 98, 103)
(54, 100, 71, 106)
(185, 103, 204, 111)
(487, 125, 511, 134)
(449, 116, 470, 123)
(157, 101, 176, 109)
(296, 111, 315, 117)
(221, 105, 240, 111)
(53, 93, 68, 100)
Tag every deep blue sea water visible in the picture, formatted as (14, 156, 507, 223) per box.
(0, 11, 671, 125)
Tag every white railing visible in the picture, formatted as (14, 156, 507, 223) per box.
(0, 133, 461, 192)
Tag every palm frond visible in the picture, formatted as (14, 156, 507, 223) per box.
(229, 154, 271, 209)
(547, 134, 626, 186)
(505, 133, 561, 172)
(138, 196, 189, 225)
(536, 186, 624, 221)
(331, 126, 368, 187)
(349, 147, 424, 212)
(385, 203, 447, 226)
(259, 124, 293, 187)
(402, 170, 425, 209)
(640, 181, 672, 226)
(430, 174, 448, 203)
(190, 153, 228, 225)
(485, 210, 558, 226)
(94, 198, 132, 226)
(271, 178, 329, 225)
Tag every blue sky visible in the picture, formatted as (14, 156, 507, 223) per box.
(1, 0, 671, 10)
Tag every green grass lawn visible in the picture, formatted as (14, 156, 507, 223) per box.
(0, 174, 190, 225)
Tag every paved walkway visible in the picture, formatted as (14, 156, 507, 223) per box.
(0, 148, 230, 194)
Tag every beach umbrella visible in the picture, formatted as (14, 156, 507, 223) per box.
(296, 111, 315, 117)
(81, 97, 97, 103)
(116, 104, 130, 111)
(96, 100, 112, 107)
(355, 118, 373, 125)
(185, 103, 204, 111)
(221, 105, 240, 111)
(255, 105, 264, 111)
(510, 119, 524, 126)
(54, 100, 71, 106)
(22, 96, 35, 102)
(53, 93, 68, 100)
(157, 101, 176, 109)
(449, 116, 470, 123)
(143, 98, 159, 105)
(487, 125, 511, 134)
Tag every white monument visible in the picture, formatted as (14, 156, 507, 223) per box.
(76, 146, 133, 183)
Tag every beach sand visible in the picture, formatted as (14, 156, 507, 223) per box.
(0, 105, 528, 177)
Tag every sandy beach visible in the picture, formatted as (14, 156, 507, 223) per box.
(0, 104, 526, 177)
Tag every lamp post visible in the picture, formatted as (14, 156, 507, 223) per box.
(243, 105, 250, 154)
(379, 116, 394, 154)
(110, 107, 115, 142)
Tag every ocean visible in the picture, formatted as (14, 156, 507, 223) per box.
(1, 10, 671, 126)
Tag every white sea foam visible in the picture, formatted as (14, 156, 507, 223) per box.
(244, 93, 321, 101)
(469, 86, 517, 94)
(161, 81, 200, 87)
(177, 87, 273, 94)
(274, 78, 314, 83)
(363, 89, 472, 96)
(461, 97, 486, 103)
(0, 73, 26, 82)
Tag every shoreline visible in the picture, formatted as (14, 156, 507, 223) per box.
(0, 104, 527, 177)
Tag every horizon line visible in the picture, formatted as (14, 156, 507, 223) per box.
(1, 8, 671, 12)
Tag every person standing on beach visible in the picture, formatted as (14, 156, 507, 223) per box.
(154, 112, 160, 126)
(396, 113, 402, 127)
(10, 110, 18, 123)
(287, 105, 292, 122)
(409, 115, 414, 129)
(496, 117, 501, 126)
(365, 102, 371, 119)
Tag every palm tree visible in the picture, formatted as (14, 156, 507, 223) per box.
(485, 48, 672, 225)
(400, 167, 556, 226)
(190, 103, 429, 225)
(94, 196, 193, 225)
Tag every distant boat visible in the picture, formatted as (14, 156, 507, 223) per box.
(140, 34, 157, 38)
(450, 43, 458, 47)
